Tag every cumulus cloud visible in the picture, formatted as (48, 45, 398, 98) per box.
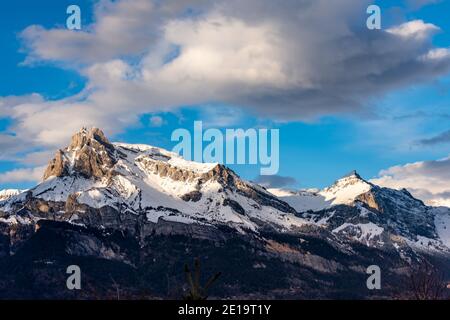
(254, 175, 297, 188)
(371, 156, 450, 207)
(80, 3, 450, 120)
(17, 0, 450, 121)
(1, 0, 450, 184)
(0, 166, 46, 184)
(20, 0, 212, 65)
(16, 151, 55, 166)
(386, 19, 439, 40)
(0, 93, 43, 117)
(0, 134, 26, 159)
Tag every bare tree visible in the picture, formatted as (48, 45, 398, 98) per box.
(407, 260, 446, 300)
(110, 275, 121, 300)
(183, 258, 221, 300)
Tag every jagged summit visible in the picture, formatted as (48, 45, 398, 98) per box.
(269, 171, 374, 213)
(333, 170, 368, 185)
(342, 170, 362, 179)
(43, 127, 117, 181)
(69, 127, 113, 150)
(320, 171, 372, 205)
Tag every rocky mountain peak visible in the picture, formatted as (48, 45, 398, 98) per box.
(335, 170, 366, 184)
(69, 127, 112, 151)
(43, 127, 117, 181)
(342, 170, 362, 179)
(324, 170, 371, 194)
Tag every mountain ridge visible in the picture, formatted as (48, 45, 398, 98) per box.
(0, 128, 449, 299)
(1, 128, 449, 252)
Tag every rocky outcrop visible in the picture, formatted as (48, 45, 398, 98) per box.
(202, 165, 297, 214)
(223, 198, 246, 215)
(356, 191, 381, 211)
(43, 128, 117, 180)
(181, 191, 202, 202)
(43, 150, 68, 180)
(136, 156, 201, 182)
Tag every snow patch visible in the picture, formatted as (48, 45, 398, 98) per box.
(434, 208, 450, 248)
(320, 174, 372, 206)
(332, 222, 384, 244)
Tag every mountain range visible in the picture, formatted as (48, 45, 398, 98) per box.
(0, 128, 449, 299)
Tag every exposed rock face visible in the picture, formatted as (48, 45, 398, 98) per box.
(368, 186, 437, 240)
(356, 191, 381, 211)
(43, 128, 116, 180)
(203, 165, 297, 214)
(136, 156, 201, 182)
(181, 191, 202, 202)
(223, 198, 246, 215)
(69, 127, 111, 151)
(43, 150, 68, 180)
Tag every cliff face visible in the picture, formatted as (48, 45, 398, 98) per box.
(356, 191, 381, 212)
(43, 128, 117, 180)
(43, 150, 68, 180)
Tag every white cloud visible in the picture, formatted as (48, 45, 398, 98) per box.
(21, 0, 214, 65)
(17, 151, 55, 166)
(421, 48, 450, 61)
(371, 156, 450, 207)
(0, 135, 26, 158)
(0, 0, 449, 177)
(159, 15, 288, 87)
(0, 166, 46, 184)
(386, 20, 439, 40)
(0, 94, 43, 117)
(21, 0, 157, 64)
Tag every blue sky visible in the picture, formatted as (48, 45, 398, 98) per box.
(1, 0, 450, 205)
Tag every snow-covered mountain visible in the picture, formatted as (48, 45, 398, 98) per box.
(270, 171, 386, 211)
(1, 128, 304, 235)
(270, 171, 450, 251)
(1, 128, 449, 252)
(268, 171, 378, 212)
(0, 128, 449, 299)
(0, 189, 23, 202)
